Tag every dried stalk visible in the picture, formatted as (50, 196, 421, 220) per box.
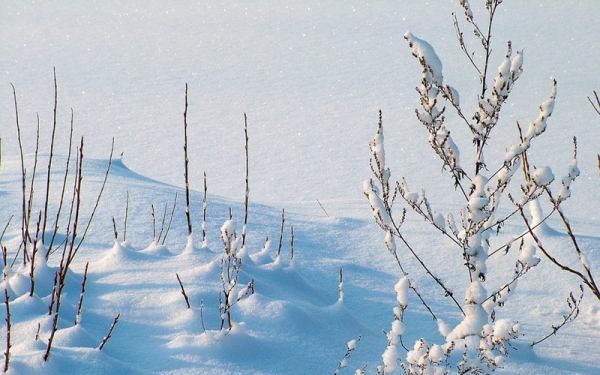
(183, 83, 193, 237)
(3, 289, 11, 373)
(176, 273, 191, 309)
(242, 113, 249, 249)
(162, 193, 178, 246)
(42, 67, 59, 243)
(277, 208, 285, 258)
(98, 313, 120, 350)
(74, 262, 89, 325)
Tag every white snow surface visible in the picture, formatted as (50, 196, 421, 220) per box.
(1, 1, 600, 374)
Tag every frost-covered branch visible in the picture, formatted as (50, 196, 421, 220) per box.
(365, 114, 465, 316)
(333, 336, 361, 375)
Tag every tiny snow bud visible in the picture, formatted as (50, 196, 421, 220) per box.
(347, 339, 357, 351)
(445, 85, 460, 107)
(404, 31, 444, 85)
(510, 50, 524, 81)
(460, 0, 474, 19)
(532, 166, 554, 186)
(518, 244, 540, 268)
(395, 276, 409, 309)
(558, 149, 580, 203)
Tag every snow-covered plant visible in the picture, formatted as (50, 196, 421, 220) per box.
(365, 1, 595, 373)
(218, 219, 255, 332)
(334, 336, 363, 375)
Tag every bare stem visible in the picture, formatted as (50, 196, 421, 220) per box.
(74, 262, 89, 325)
(277, 208, 285, 258)
(183, 83, 193, 236)
(124, 191, 129, 242)
(176, 273, 191, 309)
(4, 289, 11, 372)
(10, 83, 28, 261)
(202, 173, 207, 244)
(162, 193, 178, 246)
(242, 114, 249, 249)
(42, 67, 59, 243)
(47, 109, 74, 257)
(98, 313, 120, 350)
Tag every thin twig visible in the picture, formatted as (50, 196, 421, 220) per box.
(531, 286, 583, 346)
(151, 204, 156, 242)
(124, 191, 129, 242)
(316, 199, 329, 217)
(29, 211, 42, 297)
(74, 262, 89, 325)
(10, 83, 28, 262)
(277, 208, 285, 258)
(290, 225, 295, 260)
(242, 113, 249, 249)
(47, 108, 74, 257)
(176, 273, 191, 309)
(587, 90, 600, 115)
(157, 202, 168, 244)
(98, 313, 120, 350)
(162, 193, 178, 246)
(42, 67, 59, 243)
(183, 83, 193, 236)
(4, 289, 11, 372)
(202, 173, 207, 244)
(200, 299, 206, 333)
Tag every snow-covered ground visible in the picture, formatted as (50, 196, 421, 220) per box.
(1, 1, 599, 374)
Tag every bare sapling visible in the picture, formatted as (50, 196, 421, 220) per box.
(363, 1, 594, 372)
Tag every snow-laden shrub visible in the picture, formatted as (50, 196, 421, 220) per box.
(365, 0, 599, 373)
